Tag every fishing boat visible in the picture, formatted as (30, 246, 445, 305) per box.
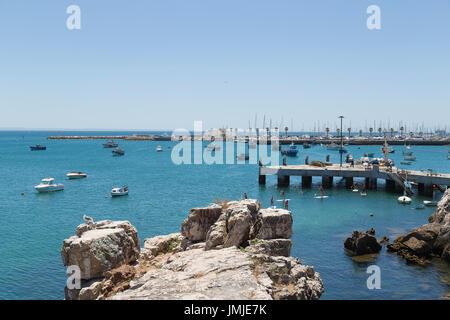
(398, 195, 412, 204)
(156, 145, 163, 152)
(423, 200, 438, 207)
(103, 140, 118, 148)
(403, 155, 416, 161)
(413, 204, 425, 210)
(34, 178, 64, 193)
(66, 172, 87, 179)
(303, 143, 311, 149)
(112, 147, 125, 156)
(402, 151, 413, 156)
(327, 143, 340, 150)
(111, 185, 129, 197)
(281, 144, 299, 157)
(237, 153, 249, 160)
(400, 161, 412, 165)
(30, 144, 46, 151)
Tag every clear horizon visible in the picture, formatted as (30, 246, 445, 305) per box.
(1, 1, 449, 131)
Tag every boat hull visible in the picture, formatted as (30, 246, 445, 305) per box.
(35, 185, 64, 193)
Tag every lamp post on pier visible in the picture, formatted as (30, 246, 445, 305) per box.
(338, 116, 344, 167)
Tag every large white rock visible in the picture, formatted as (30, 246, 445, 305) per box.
(109, 247, 323, 300)
(253, 208, 293, 240)
(181, 205, 223, 241)
(61, 220, 140, 280)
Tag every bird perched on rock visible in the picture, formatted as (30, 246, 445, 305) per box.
(83, 214, 94, 224)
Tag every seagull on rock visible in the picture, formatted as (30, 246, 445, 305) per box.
(83, 214, 95, 224)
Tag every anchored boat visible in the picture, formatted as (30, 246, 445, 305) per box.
(66, 172, 87, 179)
(30, 144, 46, 151)
(103, 140, 118, 148)
(423, 200, 438, 207)
(281, 144, 299, 157)
(34, 178, 64, 193)
(398, 195, 412, 204)
(156, 145, 163, 152)
(404, 155, 416, 161)
(327, 143, 340, 151)
(111, 185, 129, 197)
(112, 147, 125, 156)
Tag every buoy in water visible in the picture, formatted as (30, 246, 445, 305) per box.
(105, 195, 108, 199)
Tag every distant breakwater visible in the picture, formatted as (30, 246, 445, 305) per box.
(47, 135, 449, 145)
(47, 135, 171, 141)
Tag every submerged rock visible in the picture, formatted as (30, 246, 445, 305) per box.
(344, 230, 382, 255)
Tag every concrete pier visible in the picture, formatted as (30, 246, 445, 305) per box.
(418, 183, 434, 197)
(259, 164, 450, 197)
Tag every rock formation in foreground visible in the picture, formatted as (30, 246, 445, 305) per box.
(387, 189, 450, 265)
(61, 199, 324, 300)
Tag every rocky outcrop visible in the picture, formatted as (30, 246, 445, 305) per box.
(344, 230, 382, 255)
(61, 220, 140, 299)
(181, 205, 222, 241)
(245, 239, 292, 257)
(110, 244, 322, 300)
(388, 189, 450, 265)
(141, 233, 184, 259)
(62, 199, 323, 300)
(204, 200, 293, 251)
(61, 220, 140, 280)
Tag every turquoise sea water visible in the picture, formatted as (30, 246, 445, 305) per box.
(0, 131, 449, 300)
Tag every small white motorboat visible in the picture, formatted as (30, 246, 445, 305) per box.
(111, 185, 129, 197)
(423, 200, 438, 207)
(35, 178, 64, 193)
(156, 145, 163, 152)
(66, 172, 87, 179)
(398, 196, 412, 204)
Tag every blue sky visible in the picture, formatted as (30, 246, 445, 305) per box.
(0, 1, 449, 131)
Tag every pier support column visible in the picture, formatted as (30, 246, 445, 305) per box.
(322, 176, 333, 189)
(366, 178, 377, 190)
(418, 183, 434, 197)
(258, 174, 266, 185)
(277, 175, 290, 187)
(345, 177, 354, 189)
(301, 176, 312, 188)
(385, 179, 395, 192)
